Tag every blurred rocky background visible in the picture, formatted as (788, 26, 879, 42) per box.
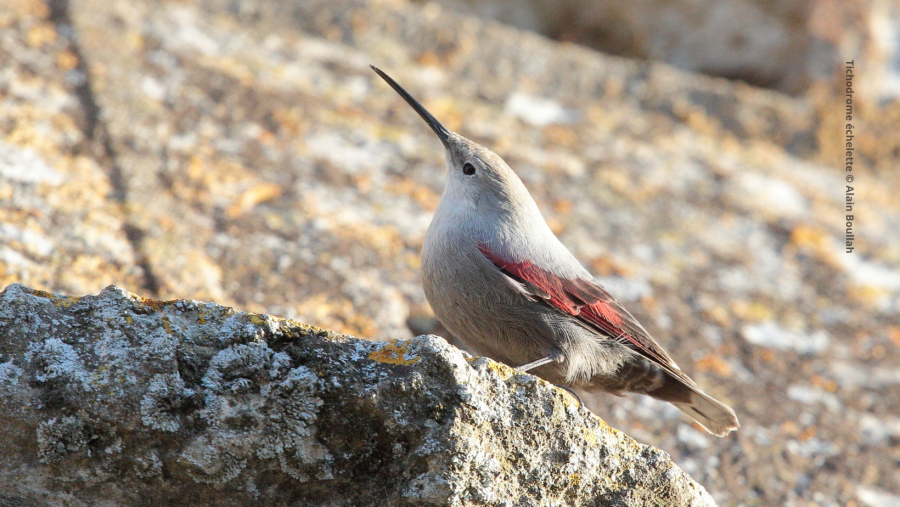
(0, 0, 898, 505)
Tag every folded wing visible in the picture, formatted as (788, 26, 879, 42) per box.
(478, 244, 680, 376)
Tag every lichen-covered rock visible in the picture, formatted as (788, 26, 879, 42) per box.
(0, 283, 715, 506)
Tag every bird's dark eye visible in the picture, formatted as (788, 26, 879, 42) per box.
(462, 162, 476, 176)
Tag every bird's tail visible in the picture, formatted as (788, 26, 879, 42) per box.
(671, 390, 740, 437)
(650, 372, 740, 437)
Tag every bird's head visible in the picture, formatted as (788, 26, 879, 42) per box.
(371, 66, 534, 218)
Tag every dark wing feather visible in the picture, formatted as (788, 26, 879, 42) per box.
(478, 244, 688, 379)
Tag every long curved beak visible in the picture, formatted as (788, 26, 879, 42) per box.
(370, 65, 451, 149)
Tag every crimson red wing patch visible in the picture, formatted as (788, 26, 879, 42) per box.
(477, 243, 677, 370)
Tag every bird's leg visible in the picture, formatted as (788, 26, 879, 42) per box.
(515, 356, 555, 372)
(516, 355, 586, 410)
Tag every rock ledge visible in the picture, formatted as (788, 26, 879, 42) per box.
(0, 284, 714, 506)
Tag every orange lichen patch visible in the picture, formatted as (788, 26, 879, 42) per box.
(694, 354, 732, 377)
(249, 314, 268, 326)
(226, 182, 283, 218)
(889, 326, 900, 347)
(137, 297, 168, 312)
(781, 420, 799, 436)
(597, 170, 632, 197)
(334, 222, 405, 259)
(798, 425, 816, 441)
(810, 374, 838, 393)
(22, 287, 81, 308)
(790, 224, 829, 251)
(592, 417, 614, 433)
(546, 217, 566, 236)
(126, 31, 144, 50)
(553, 199, 574, 215)
(759, 349, 776, 363)
(588, 255, 634, 277)
(271, 107, 308, 137)
(847, 285, 889, 306)
(161, 316, 172, 334)
(568, 472, 581, 486)
(12, 0, 49, 17)
(424, 96, 463, 133)
(389, 177, 439, 211)
(789, 224, 838, 265)
(368, 340, 420, 366)
(543, 125, 579, 148)
(731, 300, 773, 322)
(21, 287, 54, 299)
(51, 295, 80, 308)
(416, 50, 441, 67)
(26, 23, 57, 48)
(702, 305, 731, 327)
(485, 360, 514, 381)
(56, 50, 78, 71)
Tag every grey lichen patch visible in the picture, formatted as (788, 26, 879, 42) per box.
(140, 373, 192, 432)
(256, 366, 326, 460)
(180, 435, 248, 485)
(195, 341, 331, 483)
(0, 361, 23, 394)
(37, 415, 89, 463)
(133, 450, 163, 479)
(0, 284, 714, 505)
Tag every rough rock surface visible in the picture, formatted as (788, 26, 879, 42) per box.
(0, 283, 714, 506)
(431, 0, 900, 173)
(434, 0, 900, 114)
(1, 0, 899, 505)
(437, 0, 818, 93)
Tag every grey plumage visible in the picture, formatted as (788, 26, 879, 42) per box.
(372, 66, 739, 437)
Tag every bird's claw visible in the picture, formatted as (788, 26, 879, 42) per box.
(554, 384, 585, 408)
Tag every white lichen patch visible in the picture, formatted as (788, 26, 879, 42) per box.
(140, 373, 193, 432)
(201, 341, 292, 393)
(0, 361, 23, 394)
(25, 338, 91, 389)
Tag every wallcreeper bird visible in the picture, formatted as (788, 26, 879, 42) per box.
(371, 66, 739, 436)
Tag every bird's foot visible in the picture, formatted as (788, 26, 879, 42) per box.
(554, 384, 584, 408)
